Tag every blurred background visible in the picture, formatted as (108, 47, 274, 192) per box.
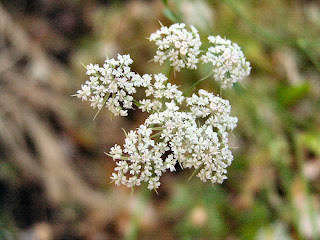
(0, 0, 319, 239)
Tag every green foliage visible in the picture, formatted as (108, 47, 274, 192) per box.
(277, 82, 310, 107)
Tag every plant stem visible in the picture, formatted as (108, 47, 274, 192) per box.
(184, 73, 213, 97)
(187, 167, 201, 182)
(93, 92, 110, 121)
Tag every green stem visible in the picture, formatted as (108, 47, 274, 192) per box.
(133, 99, 141, 107)
(93, 92, 110, 121)
(187, 167, 201, 182)
(150, 132, 163, 139)
(167, 65, 174, 80)
(184, 73, 213, 97)
(151, 127, 165, 130)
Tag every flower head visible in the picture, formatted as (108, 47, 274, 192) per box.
(76, 54, 141, 116)
(139, 73, 184, 113)
(75, 23, 252, 191)
(109, 91, 237, 189)
(201, 35, 251, 89)
(150, 23, 202, 72)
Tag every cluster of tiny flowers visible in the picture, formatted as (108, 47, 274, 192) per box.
(139, 73, 184, 113)
(149, 23, 201, 72)
(76, 54, 139, 116)
(186, 89, 238, 133)
(76, 23, 251, 191)
(109, 96, 237, 190)
(201, 36, 251, 89)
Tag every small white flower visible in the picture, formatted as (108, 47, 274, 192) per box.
(76, 84, 91, 101)
(86, 63, 99, 75)
(148, 177, 161, 190)
(110, 144, 122, 159)
(165, 154, 177, 172)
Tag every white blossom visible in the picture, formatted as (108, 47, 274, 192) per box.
(138, 74, 184, 113)
(75, 24, 252, 191)
(75, 54, 140, 116)
(201, 35, 251, 89)
(150, 23, 202, 72)
(109, 91, 237, 189)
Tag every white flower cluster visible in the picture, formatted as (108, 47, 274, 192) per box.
(109, 95, 237, 190)
(139, 73, 184, 113)
(149, 25, 250, 88)
(201, 36, 251, 89)
(75, 23, 252, 191)
(149, 23, 201, 72)
(186, 89, 238, 132)
(76, 54, 139, 116)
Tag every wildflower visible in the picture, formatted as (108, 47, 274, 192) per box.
(150, 23, 202, 72)
(201, 35, 251, 89)
(109, 92, 237, 189)
(139, 74, 184, 113)
(75, 23, 251, 191)
(76, 54, 141, 116)
(76, 84, 91, 101)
